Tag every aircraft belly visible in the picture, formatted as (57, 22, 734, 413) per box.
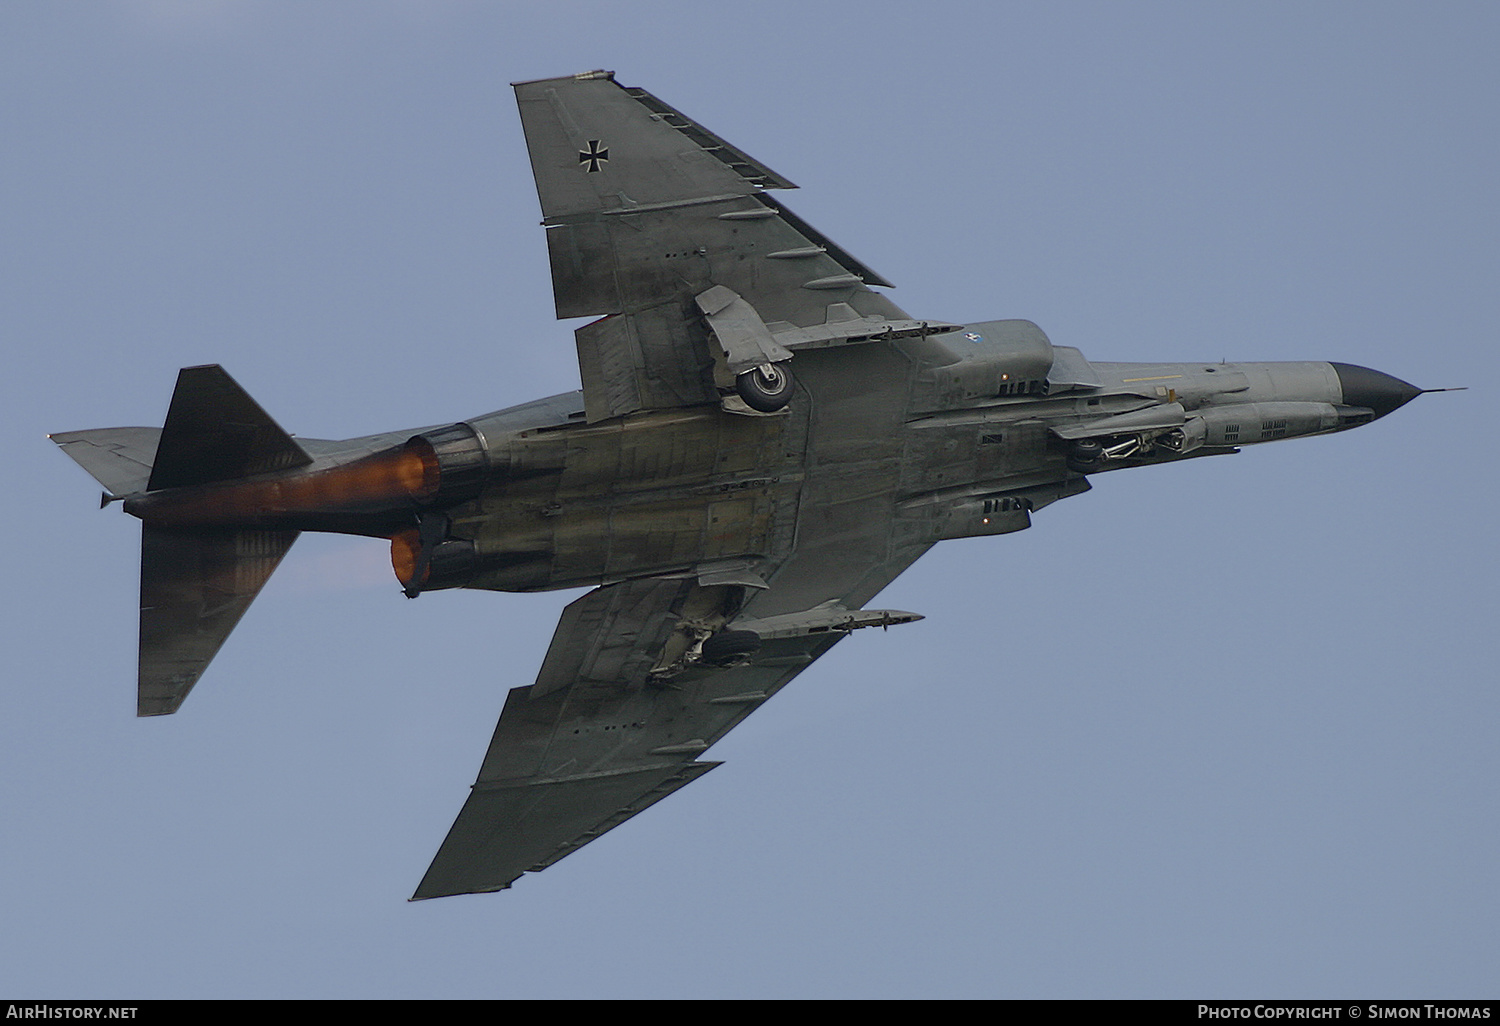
(743, 344, 923, 617)
(556, 492, 776, 582)
(458, 342, 930, 603)
(456, 404, 794, 591)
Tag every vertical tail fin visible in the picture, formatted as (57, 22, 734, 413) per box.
(139, 367, 311, 714)
(148, 364, 311, 490)
(54, 365, 310, 715)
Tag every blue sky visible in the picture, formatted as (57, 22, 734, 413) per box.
(5, 0, 1496, 999)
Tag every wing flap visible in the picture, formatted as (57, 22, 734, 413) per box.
(530, 577, 697, 698)
(574, 306, 719, 423)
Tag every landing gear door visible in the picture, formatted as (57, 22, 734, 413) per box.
(696, 285, 792, 375)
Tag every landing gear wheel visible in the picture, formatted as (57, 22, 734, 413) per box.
(735, 364, 794, 412)
(1066, 439, 1104, 474)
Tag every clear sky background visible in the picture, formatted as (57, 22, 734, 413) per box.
(4, 0, 1496, 1000)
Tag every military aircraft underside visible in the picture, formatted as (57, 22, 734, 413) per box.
(52, 71, 1434, 899)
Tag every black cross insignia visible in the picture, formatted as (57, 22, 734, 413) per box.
(579, 140, 609, 173)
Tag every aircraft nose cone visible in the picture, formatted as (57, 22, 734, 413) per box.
(1330, 363, 1423, 419)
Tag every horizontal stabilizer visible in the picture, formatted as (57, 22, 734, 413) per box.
(148, 365, 311, 491)
(139, 525, 297, 716)
(50, 427, 162, 497)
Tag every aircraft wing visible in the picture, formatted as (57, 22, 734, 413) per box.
(410, 74, 934, 899)
(412, 574, 922, 899)
(513, 71, 916, 422)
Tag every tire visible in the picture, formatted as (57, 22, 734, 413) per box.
(1066, 438, 1103, 474)
(735, 364, 794, 412)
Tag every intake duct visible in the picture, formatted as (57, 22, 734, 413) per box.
(929, 320, 1055, 407)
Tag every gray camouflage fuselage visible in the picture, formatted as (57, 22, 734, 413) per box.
(153, 319, 1409, 618)
(55, 70, 1432, 898)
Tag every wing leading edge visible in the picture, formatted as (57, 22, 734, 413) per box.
(413, 575, 867, 898)
(412, 74, 935, 899)
(513, 71, 912, 422)
(413, 570, 926, 898)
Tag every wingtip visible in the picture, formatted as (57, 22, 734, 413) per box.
(510, 69, 615, 88)
(409, 882, 512, 902)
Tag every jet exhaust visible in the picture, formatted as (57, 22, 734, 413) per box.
(124, 442, 436, 527)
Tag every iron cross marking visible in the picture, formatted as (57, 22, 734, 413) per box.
(579, 140, 609, 173)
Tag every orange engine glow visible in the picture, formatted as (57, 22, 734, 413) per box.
(390, 528, 422, 585)
(127, 440, 439, 526)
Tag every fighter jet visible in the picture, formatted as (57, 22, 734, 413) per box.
(52, 71, 1437, 899)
